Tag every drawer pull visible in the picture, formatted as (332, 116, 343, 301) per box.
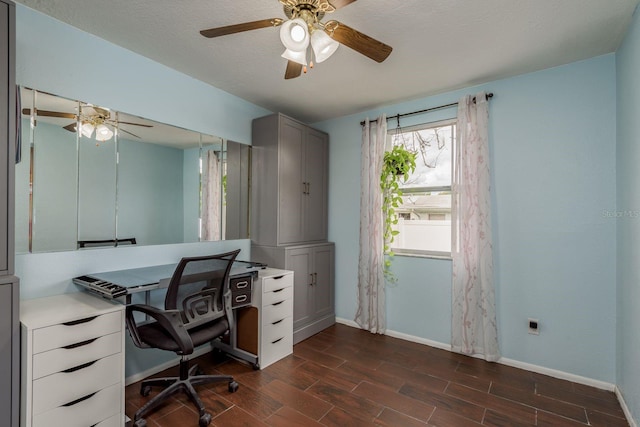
(63, 337, 98, 350)
(235, 281, 249, 289)
(273, 288, 284, 293)
(273, 275, 284, 280)
(271, 300, 284, 306)
(235, 295, 248, 303)
(63, 360, 97, 373)
(272, 319, 284, 325)
(271, 337, 284, 344)
(62, 316, 97, 326)
(62, 391, 97, 407)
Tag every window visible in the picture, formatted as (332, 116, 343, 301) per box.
(387, 119, 456, 257)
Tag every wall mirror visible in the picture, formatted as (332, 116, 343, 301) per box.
(15, 87, 251, 253)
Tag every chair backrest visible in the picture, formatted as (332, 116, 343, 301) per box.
(164, 249, 241, 330)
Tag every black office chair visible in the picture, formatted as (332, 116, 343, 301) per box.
(125, 249, 241, 427)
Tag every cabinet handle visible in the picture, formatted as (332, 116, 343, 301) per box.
(273, 275, 285, 280)
(63, 360, 97, 373)
(62, 391, 98, 407)
(309, 273, 314, 286)
(271, 337, 284, 344)
(273, 288, 285, 293)
(307, 182, 311, 195)
(63, 316, 97, 326)
(235, 295, 248, 303)
(63, 338, 98, 350)
(272, 319, 284, 325)
(272, 300, 284, 306)
(235, 281, 249, 289)
(302, 182, 307, 195)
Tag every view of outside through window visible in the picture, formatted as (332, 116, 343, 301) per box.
(389, 119, 456, 255)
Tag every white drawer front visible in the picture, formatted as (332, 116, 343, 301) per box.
(263, 273, 293, 293)
(260, 317, 293, 369)
(263, 286, 293, 307)
(33, 331, 122, 380)
(262, 315, 293, 346)
(262, 298, 293, 324)
(94, 413, 122, 427)
(33, 353, 121, 415)
(32, 382, 121, 427)
(33, 311, 122, 354)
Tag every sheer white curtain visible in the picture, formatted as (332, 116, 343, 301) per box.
(451, 92, 499, 361)
(202, 150, 221, 241)
(355, 115, 387, 334)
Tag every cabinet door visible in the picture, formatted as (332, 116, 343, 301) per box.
(0, 280, 18, 427)
(288, 247, 312, 330)
(278, 118, 305, 244)
(312, 244, 334, 319)
(0, 0, 10, 275)
(303, 128, 328, 242)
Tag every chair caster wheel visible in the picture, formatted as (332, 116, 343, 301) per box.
(228, 381, 239, 393)
(199, 412, 212, 427)
(252, 363, 260, 370)
(134, 418, 147, 427)
(140, 385, 151, 397)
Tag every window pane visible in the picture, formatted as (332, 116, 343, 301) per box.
(391, 123, 454, 188)
(387, 121, 455, 256)
(391, 191, 451, 253)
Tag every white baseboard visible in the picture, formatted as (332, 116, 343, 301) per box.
(335, 317, 615, 391)
(124, 345, 213, 386)
(616, 386, 638, 427)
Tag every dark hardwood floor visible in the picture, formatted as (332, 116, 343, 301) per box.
(125, 324, 629, 426)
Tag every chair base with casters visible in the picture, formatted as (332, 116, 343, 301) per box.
(132, 355, 239, 427)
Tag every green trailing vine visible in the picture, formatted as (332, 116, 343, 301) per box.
(380, 144, 417, 284)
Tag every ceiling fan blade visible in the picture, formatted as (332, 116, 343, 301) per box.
(63, 123, 77, 132)
(21, 108, 77, 119)
(325, 20, 392, 63)
(284, 61, 303, 80)
(118, 128, 141, 139)
(200, 18, 283, 38)
(117, 121, 153, 128)
(328, 0, 357, 10)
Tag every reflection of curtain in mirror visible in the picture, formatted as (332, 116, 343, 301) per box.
(202, 150, 221, 240)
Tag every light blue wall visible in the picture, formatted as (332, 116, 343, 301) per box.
(315, 54, 618, 383)
(616, 4, 640, 423)
(14, 5, 270, 378)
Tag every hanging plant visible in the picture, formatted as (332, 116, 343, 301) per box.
(380, 144, 416, 284)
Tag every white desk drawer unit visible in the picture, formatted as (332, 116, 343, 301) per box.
(236, 268, 294, 369)
(258, 269, 294, 369)
(21, 293, 125, 427)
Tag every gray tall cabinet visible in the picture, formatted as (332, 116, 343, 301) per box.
(0, 1, 19, 426)
(251, 113, 335, 344)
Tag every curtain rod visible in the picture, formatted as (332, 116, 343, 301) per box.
(359, 92, 494, 127)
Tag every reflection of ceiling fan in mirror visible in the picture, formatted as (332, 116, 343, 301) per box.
(199, 0, 392, 79)
(21, 105, 153, 142)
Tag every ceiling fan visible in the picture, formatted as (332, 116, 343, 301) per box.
(22, 105, 152, 141)
(199, 0, 393, 79)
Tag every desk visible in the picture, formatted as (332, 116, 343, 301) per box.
(74, 260, 261, 367)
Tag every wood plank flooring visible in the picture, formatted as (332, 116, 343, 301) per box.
(125, 324, 629, 426)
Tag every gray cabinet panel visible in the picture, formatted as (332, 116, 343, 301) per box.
(0, 279, 19, 427)
(251, 113, 328, 246)
(251, 243, 335, 344)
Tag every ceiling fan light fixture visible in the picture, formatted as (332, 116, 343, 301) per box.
(281, 48, 307, 66)
(80, 122, 95, 138)
(95, 124, 114, 142)
(280, 18, 309, 51)
(310, 30, 339, 63)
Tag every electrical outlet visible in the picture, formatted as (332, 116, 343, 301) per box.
(528, 318, 539, 335)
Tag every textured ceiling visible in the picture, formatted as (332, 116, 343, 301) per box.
(15, 0, 640, 123)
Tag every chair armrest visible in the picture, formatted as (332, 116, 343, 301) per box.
(126, 304, 195, 355)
